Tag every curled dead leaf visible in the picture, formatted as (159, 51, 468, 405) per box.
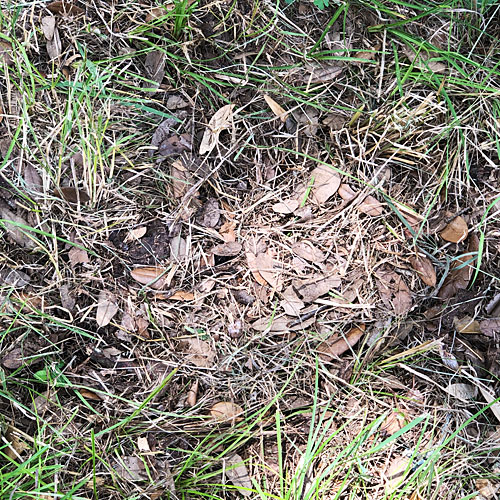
(41, 16, 62, 60)
(376, 268, 412, 315)
(210, 401, 244, 422)
(131, 267, 168, 290)
(199, 104, 235, 155)
(409, 255, 436, 287)
(0, 206, 37, 249)
(317, 325, 365, 360)
(440, 215, 468, 243)
(187, 380, 198, 407)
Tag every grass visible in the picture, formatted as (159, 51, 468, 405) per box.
(0, 0, 499, 498)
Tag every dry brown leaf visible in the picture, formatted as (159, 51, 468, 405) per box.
(453, 315, 481, 334)
(210, 402, 244, 422)
(292, 241, 326, 263)
(4, 426, 29, 459)
(96, 290, 118, 327)
(338, 183, 357, 201)
(310, 165, 341, 204)
(264, 95, 288, 122)
(440, 215, 468, 243)
(272, 200, 299, 214)
(380, 410, 407, 436)
(167, 290, 195, 301)
(47, 1, 85, 15)
(438, 234, 478, 299)
(294, 274, 341, 303)
(357, 195, 383, 216)
(385, 455, 410, 494)
(145, 50, 166, 88)
(439, 344, 459, 371)
(1, 347, 25, 369)
(68, 246, 89, 267)
(181, 337, 215, 367)
(247, 252, 279, 288)
(200, 104, 235, 155)
(131, 267, 168, 290)
(55, 187, 90, 203)
(78, 388, 102, 401)
(225, 454, 252, 497)
(317, 325, 365, 360)
(409, 255, 436, 287)
(171, 160, 192, 199)
(124, 227, 147, 242)
(475, 479, 499, 500)
(0, 268, 30, 288)
(115, 456, 147, 481)
(170, 235, 188, 262)
(212, 242, 242, 257)
(480, 318, 500, 337)
(323, 113, 346, 131)
(41, 16, 62, 60)
(167, 94, 189, 110)
(376, 268, 412, 315)
(187, 380, 198, 407)
(280, 286, 305, 316)
(303, 63, 343, 84)
(0, 206, 36, 249)
(0, 40, 14, 66)
(444, 383, 478, 401)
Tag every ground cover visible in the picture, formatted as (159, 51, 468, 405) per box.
(0, 0, 499, 498)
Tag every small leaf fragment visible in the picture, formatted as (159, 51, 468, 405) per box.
(480, 318, 500, 337)
(181, 337, 215, 367)
(55, 187, 90, 203)
(47, 1, 85, 15)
